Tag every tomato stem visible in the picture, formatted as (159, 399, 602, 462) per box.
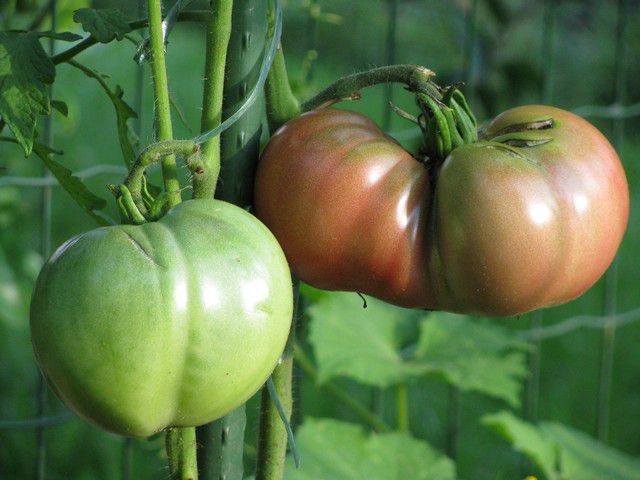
(167, 427, 198, 480)
(147, 0, 181, 208)
(264, 44, 300, 134)
(301, 64, 437, 112)
(192, 0, 233, 199)
(120, 140, 200, 218)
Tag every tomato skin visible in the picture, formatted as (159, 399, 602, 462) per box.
(255, 107, 628, 316)
(30, 199, 293, 437)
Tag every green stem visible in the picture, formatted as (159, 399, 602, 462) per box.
(264, 44, 300, 134)
(294, 344, 391, 433)
(255, 285, 298, 480)
(192, 0, 233, 199)
(147, 0, 181, 208)
(123, 140, 200, 216)
(301, 64, 437, 112)
(167, 428, 198, 480)
(51, 11, 212, 66)
(395, 383, 409, 432)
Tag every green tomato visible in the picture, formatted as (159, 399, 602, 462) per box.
(30, 199, 293, 437)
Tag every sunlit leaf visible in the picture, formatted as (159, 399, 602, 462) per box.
(284, 418, 456, 480)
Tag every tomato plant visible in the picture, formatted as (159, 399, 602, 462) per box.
(30, 199, 293, 437)
(255, 105, 629, 316)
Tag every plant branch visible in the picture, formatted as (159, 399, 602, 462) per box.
(148, 0, 181, 208)
(293, 344, 391, 433)
(51, 11, 212, 65)
(192, 0, 233, 199)
(167, 428, 198, 480)
(264, 43, 300, 134)
(301, 64, 437, 111)
(255, 285, 298, 480)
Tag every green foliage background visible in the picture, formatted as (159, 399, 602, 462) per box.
(0, 0, 639, 478)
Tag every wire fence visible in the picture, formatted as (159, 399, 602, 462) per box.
(0, 0, 637, 478)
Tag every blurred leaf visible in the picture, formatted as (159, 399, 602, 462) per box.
(284, 418, 456, 480)
(32, 142, 109, 225)
(36, 31, 83, 42)
(307, 292, 422, 387)
(70, 61, 139, 168)
(0, 31, 55, 156)
(484, 411, 640, 480)
(483, 411, 559, 479)
(51, 100, 69, 117)
(307, 292, 527, 404)
(0, 249, 23, 328)
(73, 8, 131, 43)
(413, 314, 529, 406)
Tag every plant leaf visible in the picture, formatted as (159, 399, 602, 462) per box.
(32, 143, 108, 225)
(51, 100, 68, 117)
(284, 418, 456, 480)
(412, 313, 529, 406)
(307, 292, 423, 387)
(72, 8, 131, 44)
(0, 31, 55, 155)
(69, 61, 138, 168)
(484, 411, 640, 480)
(36, 31, 83, 42)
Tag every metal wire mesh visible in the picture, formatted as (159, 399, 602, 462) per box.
(0, 0, 637, 478)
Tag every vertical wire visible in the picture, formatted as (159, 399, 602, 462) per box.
(596, 0, 628, 443)
(122, 2, 146, 477)
(35, 2, 57, 479)
(381, 0, 398, 131)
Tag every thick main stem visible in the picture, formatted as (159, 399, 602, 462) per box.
(193, 0, 233, 199)
(147, 0, 181, 207)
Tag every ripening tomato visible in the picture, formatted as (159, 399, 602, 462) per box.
(30, 199, 293, 437)
(254, 106, 628, 316)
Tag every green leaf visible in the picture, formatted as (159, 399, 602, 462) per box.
(69, 61, 138, 167)
(51, 100, 68, 117)
(483, 411, 559, 479)
(0, 31, 55, 155)
(284, 418, 456, 480)
(307, 292, 422, 387)
(484, 411, 640, 480)
(36, 31, 83, 42)
(307, 292, 527, 404)
(72, 8, 131, 43)
(412, 314, 529, 406)
(32, 143, 108, 225)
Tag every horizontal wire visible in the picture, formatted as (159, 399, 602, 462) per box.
(519, 306, 640, 341)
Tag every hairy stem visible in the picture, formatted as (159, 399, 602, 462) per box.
(147, 0, 181, 207)
(255, 284, 298, 480)
(301, 64, 436, 111)
(167, 428, 198, 480)
(264, 44, 300, 134)
(192, 0, 233, 199)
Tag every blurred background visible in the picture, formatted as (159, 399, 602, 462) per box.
(0, 0, 638, 478)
